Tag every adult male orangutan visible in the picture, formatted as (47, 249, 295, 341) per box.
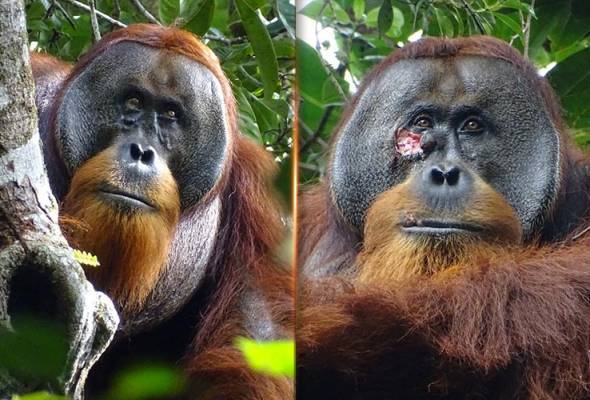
(298, 36, 590, 399)
(32, 24, 292, 399)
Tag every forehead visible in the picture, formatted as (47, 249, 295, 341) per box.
(83, 41, 223, 104)
(364, 56, 539, 111)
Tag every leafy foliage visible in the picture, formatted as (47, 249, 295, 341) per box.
(298, 0, 590, 182)
(24, 0, 294, 201)
(235, 337, 295, 377)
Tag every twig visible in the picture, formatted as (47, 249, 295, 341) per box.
(44, 2, 55, 20)
(129, 0, 161, 25)
(113, 0, 120, 19)
(314, 1, 329, 51)
(62, 0, 127, 28)
(523, 0, 536, 58)
(203, 34, 248, 44)
(461, 0, 485, 34)
(89, 0, 101, 42)
(301, 105, 334, 154)
(55, 2, 76, 28)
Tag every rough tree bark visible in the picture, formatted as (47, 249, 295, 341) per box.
(0, 0, 119, 398)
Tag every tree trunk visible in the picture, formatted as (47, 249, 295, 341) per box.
(0, 0, 119, 398)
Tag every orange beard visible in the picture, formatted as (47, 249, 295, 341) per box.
(61, 147, 180, 312)
(357, 178, 522, 286)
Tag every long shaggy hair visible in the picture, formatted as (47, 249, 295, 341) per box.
(299, 233, 590, 398)
(298, 35, 590, 400)
(34, 24, 293, 399)
(61, 147, 180, 312)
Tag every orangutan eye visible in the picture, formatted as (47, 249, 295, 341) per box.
(125, 97, 141, 111)
(413, 114, 433, 129)
(461, 118, 484, 133)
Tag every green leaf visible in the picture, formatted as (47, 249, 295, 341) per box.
(247, 92, 279, 133)
(298, 0, 325, 20)
(552, 38, 590, 63)
(236, 0, 279, 99)
(494, 13, 522, 35)
(72, 249, 100, 267)
(0, 316, 67, 384)
(548, 0, 590, 49)
(263, 98, 290, 119)
(353, 0, 364, 20)
(235, 337, 294, 378)
(12, 392, 66, 400)
(236, 88, 262, 140)
(499, 0, 535, 13)
(179, 0, 202, 19)
(159, 0, 180, 25)
(548, 47, 590, 132)
(434, 7, 453, 36)
(276, 0, 295, 39)
(273, 38, 295, 58)
(529, 0, 569, 54)
(243, 0, 267, 9)
(183, 0, 215, 36)
(386, 6, 405, 37)
(378, 0, 393, 36)
(298, 0, 350, 23)
(297, 39, 345, 108)
(332, 1, 351, 24)
(107, 364, 186, 400)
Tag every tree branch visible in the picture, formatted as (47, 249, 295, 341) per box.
(300, 105, 334, 155)
(89, 0, 101, 42)
(203, 34, 248, 44)
(523, 0, 536, 58)
(0, 1, 119, 397)
(129, 0, 161, 25)
(61, 0, 127, 28)
(461, 0, 485, 34)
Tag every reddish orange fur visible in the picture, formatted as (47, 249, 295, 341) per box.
(299, 232, 590, 398)
(38, 25, 292, 398)
(358, 175, 522, 284)
(61, 147, 179, 312)
(298, 36, 590, 399)
(31, 52, 71, 83)
(185, 135, 293, 399)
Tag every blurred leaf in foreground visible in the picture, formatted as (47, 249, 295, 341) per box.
(104, 363, 186, 400)
(235, 337, 294, 378)
(12, 392, 66, 400)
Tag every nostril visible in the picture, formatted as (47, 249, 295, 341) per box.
(130, 143, 143, 161)
(445, 167, 460, 186)
(122, 117, 136, 127)
(430, 167, 446, 186)
(141, 148, 155, 164)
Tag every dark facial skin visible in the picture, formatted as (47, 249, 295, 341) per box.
(330, 56, 560, 239)
(54, 42, 230, 333)
(57, 41, 229, 211)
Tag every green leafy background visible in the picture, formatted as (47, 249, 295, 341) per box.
(25, 0, 294, 204)
(298, 0, 590, 182)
